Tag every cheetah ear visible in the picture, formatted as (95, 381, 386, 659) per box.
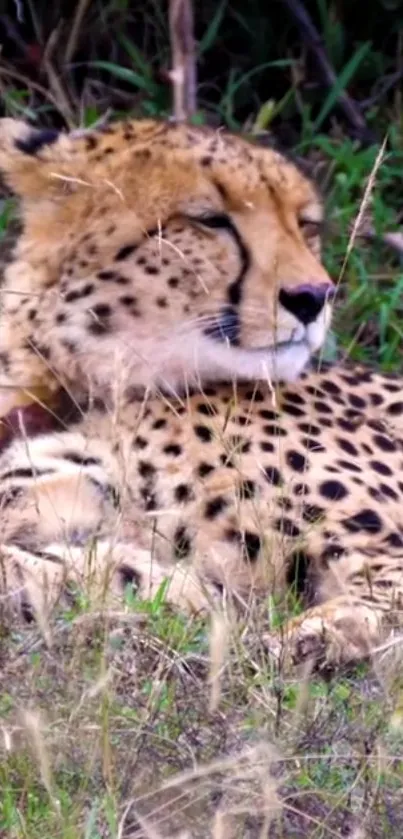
(0, 119, 79, 200)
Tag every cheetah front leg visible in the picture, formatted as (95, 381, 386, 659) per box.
(0, 540, 215, 624)
(264, 595, 392, 672)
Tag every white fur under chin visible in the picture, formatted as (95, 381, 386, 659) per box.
(153, 306, 331, 395)
(180, 334, 312, 387)
(81, 306, 331, 400)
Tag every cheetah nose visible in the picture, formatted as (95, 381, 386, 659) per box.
(279, 283, 335, 326)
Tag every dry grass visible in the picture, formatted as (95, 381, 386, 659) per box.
(1, 600, 403, 838)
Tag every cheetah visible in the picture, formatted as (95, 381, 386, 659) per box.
(0, 116, 402, 671)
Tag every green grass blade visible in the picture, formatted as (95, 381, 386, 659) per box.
(199, 0, 227, 55)
(87, 61, 159, 95)
(312, 42, 371, 133)
(118, 36, 153, 78)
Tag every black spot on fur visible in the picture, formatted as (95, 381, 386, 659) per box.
(98, 270, 118, 281)
(386, 532, 403, 548)
(115, 244, 137, 261)
(91, 303, 111, 318)
(228, 435, 251, 454)
(139, 487, 157, 511)
(373, 434, 396, 452)
(319, 480, 348, 501)
(313, 400, 332, 414)
(173, 525, 192, 559)
(387, 401, 403, 415)
(301, 437, 326, 453)
(194, 424, 213, 443)
(336, 437, 358, 456)
(197, 402, 218, 416)
(263, 466, 283, 486)
(274, 518, 300, 537)
(133, 435, 148, 450)
(286, 450, 308, 472)
(283, 403, 305, 418)
(370, 460, 392, 476)
(348, 393, 366, 409)
(263, 424, 287, 437)
(138, 460, 156, 479)
(64, 284, 94, 303)
(298, 423, 321, 436)
(198, 462, 215, 477)
(204, 495, 228, 518)
(245, 389, 264, 402)
(336, 459, 361, 473)
(225, 528, 262, 562)
(320, 379, 341, 396)
(238, 479, 256, 499)
(120, 295, 138, 307)
(174, 483, 193, 503)
(259, 409, 278, 421)
(163, 443, 182, 456)
(379, 483, 398, 500)
(294, 482, 309, 496)
(87, 320, 111, 336)
(337, 418, 358, 433)
(342, 508, 382, 534)
(282, 391, 305, 405)
(302, 504, 325, 523)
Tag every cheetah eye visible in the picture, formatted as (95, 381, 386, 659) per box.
(299, 218, 324, 238)
(189, 213, 232, 230)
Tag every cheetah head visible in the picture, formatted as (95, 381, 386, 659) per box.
(0, 118, 334, 400)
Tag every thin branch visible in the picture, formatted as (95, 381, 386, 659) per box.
(168, 0, 197, 122)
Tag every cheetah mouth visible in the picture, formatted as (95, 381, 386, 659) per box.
(203, 316, 307, 353)
(203, 306, 328, 355)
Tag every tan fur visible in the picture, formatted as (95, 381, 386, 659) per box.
(0, 116, 401, 671)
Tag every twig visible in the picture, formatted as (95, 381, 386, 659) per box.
(281, 0, 370, 140)
(361, 68, 403, 111)
(64, 0, 92, 66)
(42, 25, 76, 128)
(0, 63, 70, 116)
(168, 0, 197, 122)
